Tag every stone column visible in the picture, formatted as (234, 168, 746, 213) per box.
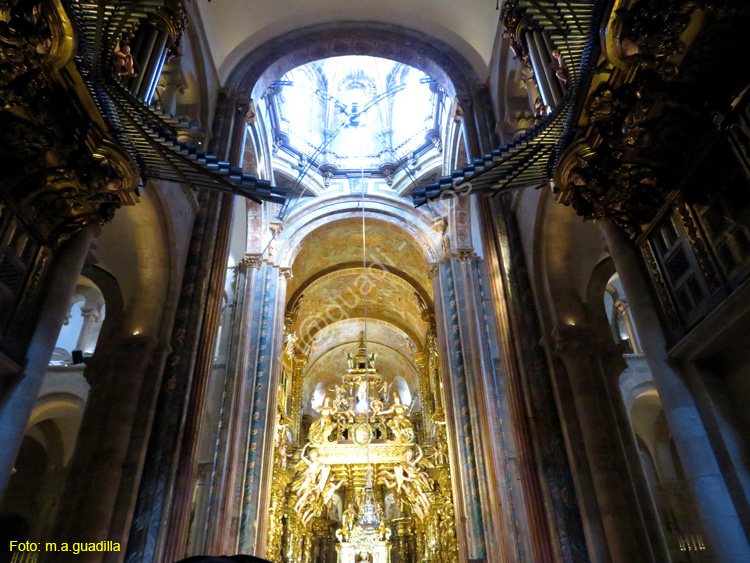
(0, 228, 94, 497)
(434, 245, 523, 563)
(548, 325, 655, 562)
(126, 189, 224, 562)
(50, 334, 169, 560)
(75, 306, 103, 354)
(205, 256, 262, 555)
(602, 220, 750, 561)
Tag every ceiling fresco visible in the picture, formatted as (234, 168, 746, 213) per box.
(290, 267, 429, 348)
(306, 318, 416, 366)
(287, 216, 433, 418)
(287, 217, 432, 300)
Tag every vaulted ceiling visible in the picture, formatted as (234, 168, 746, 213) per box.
(286, 216, 432, 415)
(196, 0, 500, 84)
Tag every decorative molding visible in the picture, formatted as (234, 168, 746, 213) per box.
(555, 0, 750, 236)
(674, 202, 722, 292)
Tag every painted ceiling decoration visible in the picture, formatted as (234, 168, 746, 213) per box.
(268, 56, 441, 179)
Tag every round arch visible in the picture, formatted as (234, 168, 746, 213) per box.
(224, 22, 482, 100)
(278, 199, 440, 271)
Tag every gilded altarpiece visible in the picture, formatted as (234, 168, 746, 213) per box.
(266, 335, 458, 563)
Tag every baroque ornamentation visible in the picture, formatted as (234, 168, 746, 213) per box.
(560, 0, 750, 236)
(266, 331, 457, 563)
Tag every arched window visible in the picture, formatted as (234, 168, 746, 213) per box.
(604, 273, 640, 354)
(50, 276, 106, 365)
(393, 375, 412, 407)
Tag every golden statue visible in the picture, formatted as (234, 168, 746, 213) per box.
(309, 396, 336, 443)
(342, 502, 358, 534)
(380, 445, 432, 521)
(291, 445, 326, 498)
(383, 393, 414, 442)
(431, 432, 448, 466)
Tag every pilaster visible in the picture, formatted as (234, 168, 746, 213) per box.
(126, 188, 224, 562)
(238, 260, 287, 554)
(478, 194, 589, 563)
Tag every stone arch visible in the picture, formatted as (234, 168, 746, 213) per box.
(224, 22, 482, 100)
(278, 199, 439, 271)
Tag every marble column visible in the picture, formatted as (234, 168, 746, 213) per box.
(0, 228, 93, 498)
(238, 263, 288, 554)
(602, 220, 750, 562)
(433, 247, 522, 563)
(478, 195, 589, 563)
(205, 256, 261, 555)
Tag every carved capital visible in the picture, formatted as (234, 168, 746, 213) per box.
(150, 0, 188, 59)
(244, 99, 257, 125)
(555, 139, 664, 235)
(548, 324, 604, 355)
(242, 253, 263, 270)
(455, 250, 476, 263)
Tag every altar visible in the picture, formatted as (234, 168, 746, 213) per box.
(336, 541, 391, 563)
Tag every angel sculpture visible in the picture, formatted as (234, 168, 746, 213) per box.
(431, 433, 449, 466)
(309, 396, 336, 443)
(403, 445, 432, 493)
(292, 443, 331, 516)
(300, 477, 343, 526)
(378, 379, 392, 403)
(382, 394, 414, 442)
(380, 446, 432, 521)
(113, 44, 137, 77)
(291, 445, 327, 501)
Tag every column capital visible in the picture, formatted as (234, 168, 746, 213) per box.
(547, 324, 603, 354)
(241, 253, 263, 270)
(456, 250, 478, 263)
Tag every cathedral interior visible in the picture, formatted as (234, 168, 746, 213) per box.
(2, 0, 750, 562)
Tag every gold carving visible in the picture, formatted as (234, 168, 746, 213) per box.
(266, 330, 458, 562)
